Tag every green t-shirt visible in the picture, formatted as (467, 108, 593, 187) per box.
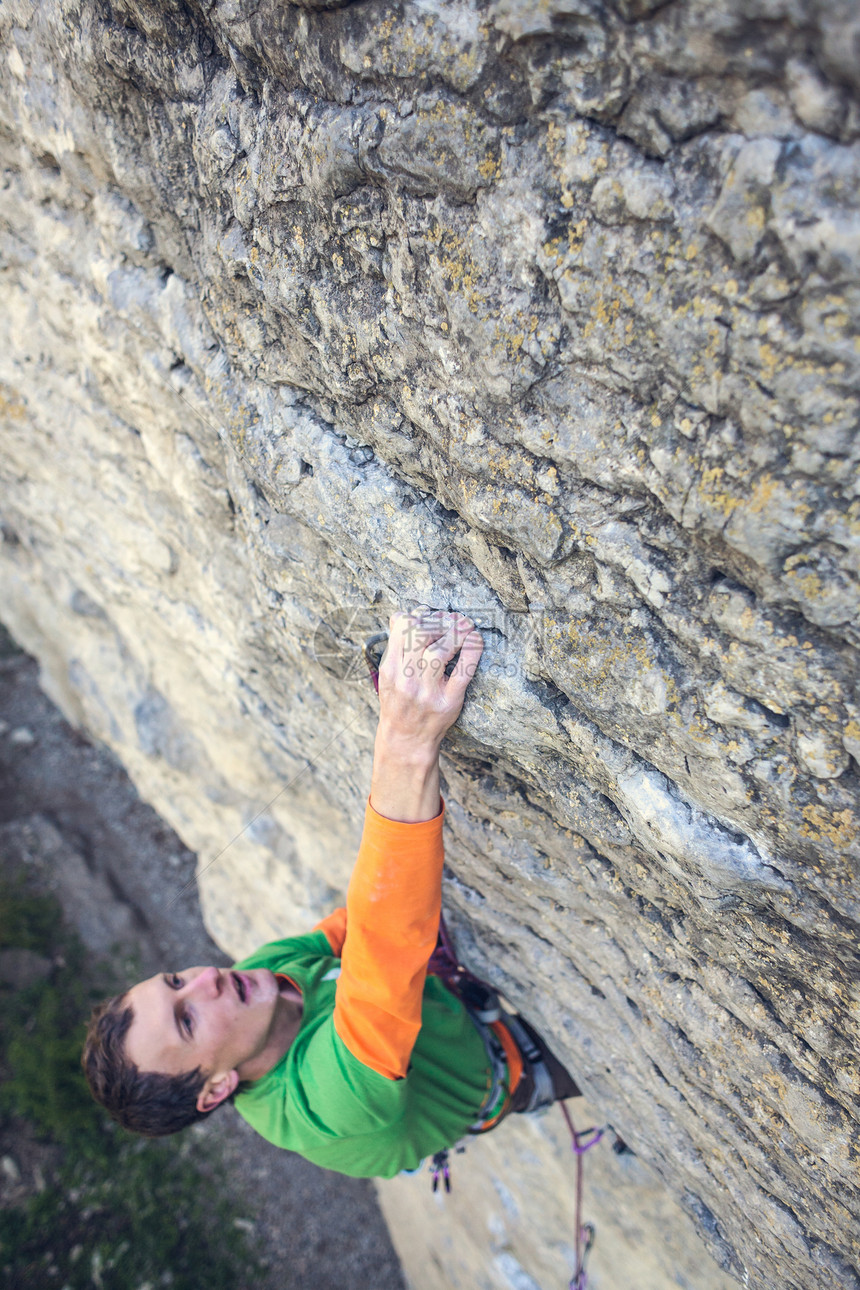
(233, 931, 491, 1178)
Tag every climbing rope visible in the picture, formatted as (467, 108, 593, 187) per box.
(559, 1101, 605, 1290)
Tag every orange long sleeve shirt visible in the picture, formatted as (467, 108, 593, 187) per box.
(316, 797, 446, 1080)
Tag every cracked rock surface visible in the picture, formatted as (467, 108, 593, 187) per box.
(0, 1, 857, 1287)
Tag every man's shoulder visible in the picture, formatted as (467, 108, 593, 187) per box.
(234, 928, 334, 973)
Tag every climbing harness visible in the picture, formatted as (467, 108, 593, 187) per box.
(363, 629, 616, 1289)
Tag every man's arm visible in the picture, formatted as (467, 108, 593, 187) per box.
(331, 608, 483, 1080)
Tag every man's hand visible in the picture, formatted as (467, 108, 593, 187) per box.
(378, 608, 483, 750)
(370, 608, 483, 823)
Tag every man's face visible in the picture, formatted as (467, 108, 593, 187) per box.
(124, 965, 282, 1109)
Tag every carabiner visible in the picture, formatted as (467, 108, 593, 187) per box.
(362, 633, 388, 693)
(572, 1125, 606, 1155)
(430, 1148, 452, 1193)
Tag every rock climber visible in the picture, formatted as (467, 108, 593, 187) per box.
(82, 608, 579, 1178)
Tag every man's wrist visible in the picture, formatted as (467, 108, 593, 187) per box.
(374, 723, 442, 768)
(370, 725, 442, 823)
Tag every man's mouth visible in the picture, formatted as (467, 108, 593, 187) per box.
(231, 971, 248, 1004)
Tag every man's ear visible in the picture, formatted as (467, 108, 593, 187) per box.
(196, 1069, 239, 1114)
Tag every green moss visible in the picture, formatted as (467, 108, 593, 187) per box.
(0, 882, 261, 1290)
(0, 881, 62, 952)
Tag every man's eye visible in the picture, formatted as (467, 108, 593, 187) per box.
(181, 1011, 193, 1036)
(168, 973, 182, 988)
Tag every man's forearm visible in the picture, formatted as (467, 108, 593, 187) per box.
(330, 608, 482, 1081)
(369, 723, 442, 823)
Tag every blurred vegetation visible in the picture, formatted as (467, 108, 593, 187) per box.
(0, 876, 261, 1290)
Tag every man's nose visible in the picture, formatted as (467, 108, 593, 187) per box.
(187, 966, 222, 999)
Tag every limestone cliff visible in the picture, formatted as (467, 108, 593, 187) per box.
(0, 1, 857, 1287)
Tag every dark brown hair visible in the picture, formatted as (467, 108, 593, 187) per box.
(81, 991, 212, 1137)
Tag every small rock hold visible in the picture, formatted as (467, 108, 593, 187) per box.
(796, 730, 849, 780)
(703, 682, 770, 736)
(10, 726, 35, 745)
(209, 125, 240, 168)
(786, 59, 846, 137)
(842, 710, 860, 767)
(1, 1155, 21, 1183)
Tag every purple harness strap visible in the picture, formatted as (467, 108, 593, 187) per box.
(427, 909, 461, 983)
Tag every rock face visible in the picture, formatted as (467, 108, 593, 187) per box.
(0, 1, 858, 1287)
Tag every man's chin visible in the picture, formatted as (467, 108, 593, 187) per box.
(263, 968, 280, 994)
(232, 967, 278, 1006)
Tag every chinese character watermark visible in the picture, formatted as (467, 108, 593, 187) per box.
(310, 605, 547, 685)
